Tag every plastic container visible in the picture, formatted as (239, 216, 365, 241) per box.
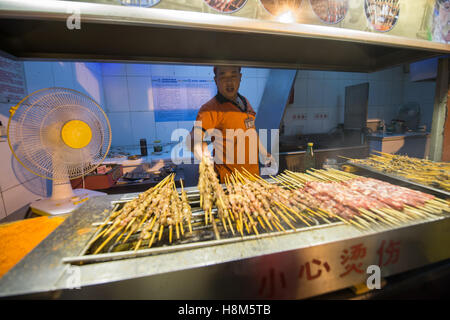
(153, 140, 163, 153)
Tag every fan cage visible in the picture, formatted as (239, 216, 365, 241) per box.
(7, 87, 111, 180)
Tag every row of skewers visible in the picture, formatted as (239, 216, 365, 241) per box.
(273, 168, 449, 229)
(89, 173, 192, 254)
(347, 151, 450, 192)
(88, 160, 449, 255)
(198, 156, 335, 237)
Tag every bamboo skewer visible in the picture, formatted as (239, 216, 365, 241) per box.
(210, 209, 221, 240)
(158, 225, 164, 241)
(90, 158, 449, 257)
(148, 232, 156, 248)
(94, 226, 124, 255)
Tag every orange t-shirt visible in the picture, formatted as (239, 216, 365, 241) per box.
(194, 93, 260, 182)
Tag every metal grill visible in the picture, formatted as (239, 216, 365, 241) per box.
(63, 187, 338, 265)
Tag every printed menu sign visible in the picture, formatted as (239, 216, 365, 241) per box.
(0, 56, 26, 104)
(152, 77, 216, 122)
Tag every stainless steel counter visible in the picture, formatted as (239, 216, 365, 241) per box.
(0, 183, 449, 299)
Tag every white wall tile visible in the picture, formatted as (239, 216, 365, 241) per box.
(368, 71, 377, 81)
(352, 72, 368, 80)
(290, 125, 304, 135)
(24, 61, 55, 94)
(368, 106, 378, 119)
(373, 69, 385, 80)
(127, 76, 153, 111)
(175, 121, 194, 143)
(255, 78, 268, 111)
(328, 107, 339, 127)
(177, 121, 195, 132)
(305, 109, 321, 133)
(103, 76, 130, 112)
(126, 63, 151, 76)
(108, 112, 134, 146)
(296, 70, 308, 79)
(85, 62, 102, 77)
(307, 70, 324, 80)
(294, 78, 308, 107)
(341, 79, 354, 91)
(371, 81, 383, 105)
(322, 80, 338, 108)
(0, 139, 35, 192)
(322, 118, 333, 133)
(324, 71, 339, 80)
(102, 63, 127, 76)
(257, 68, 271, 78)
(150, 64, 176, 77)
(239, 78, 258, 109)
(338, 72, 353, 80)
(3, 178, 43, 216)
(241, 67, 258, 77)
(195, 66, 214, 77)
(392, 66, 404, 80)
(174, 65, 198, 77)
(52, 62, 75, 89)
(391, 81, 403, 106)
(130, 111, 156, 144)
(376, 107, 385, 119)
(155, 122, 179, 144)
(379, 81, 391, 105)
(307, 79, 324, 107)
(73, 63, 103, 104)
(283, 107, 296, 126)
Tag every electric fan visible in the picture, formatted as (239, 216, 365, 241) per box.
(7, 87, 112, 215)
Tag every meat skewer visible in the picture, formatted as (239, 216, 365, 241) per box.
(92, 173, 194, 254)
(198, 155, 235, 235)
(277, 169, 449, 229)
(348, 151, 450, 192)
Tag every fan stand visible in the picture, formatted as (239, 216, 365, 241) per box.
(30, 178, 106, 216)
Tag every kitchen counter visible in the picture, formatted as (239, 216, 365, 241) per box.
(368, 132, 431, 140)
(278, 145, 370, 172)
(368, 132, 431, 158)
(101, 144, 203, 189)
(102, 144, 195, 167)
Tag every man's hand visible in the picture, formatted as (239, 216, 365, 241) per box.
(260, 152, 278, 176)
(263, 153, 275, 167)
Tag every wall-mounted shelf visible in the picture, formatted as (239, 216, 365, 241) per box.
(0, 0, 449, 71)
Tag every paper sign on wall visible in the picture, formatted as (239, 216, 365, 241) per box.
(152, 77, 216, 122)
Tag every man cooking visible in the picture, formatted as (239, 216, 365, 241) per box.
(189, 65, 273, 183)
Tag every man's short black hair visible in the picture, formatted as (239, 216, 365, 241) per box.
(213, 66, 242, 76)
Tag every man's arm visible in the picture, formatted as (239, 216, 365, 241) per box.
(189, 107, 218, 162)
(188, 125, 212, 162)
(192, 127, 208, 160)
(257, 133, 273, 165)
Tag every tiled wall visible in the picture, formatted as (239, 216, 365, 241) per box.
(0, 61, 104, 220)
(101, 63, 270, 147)
(283, 66, 405, 135)
(402, 73, 436, 131)
(24, 61, 105, 107)
(0, 102, 48, 220)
